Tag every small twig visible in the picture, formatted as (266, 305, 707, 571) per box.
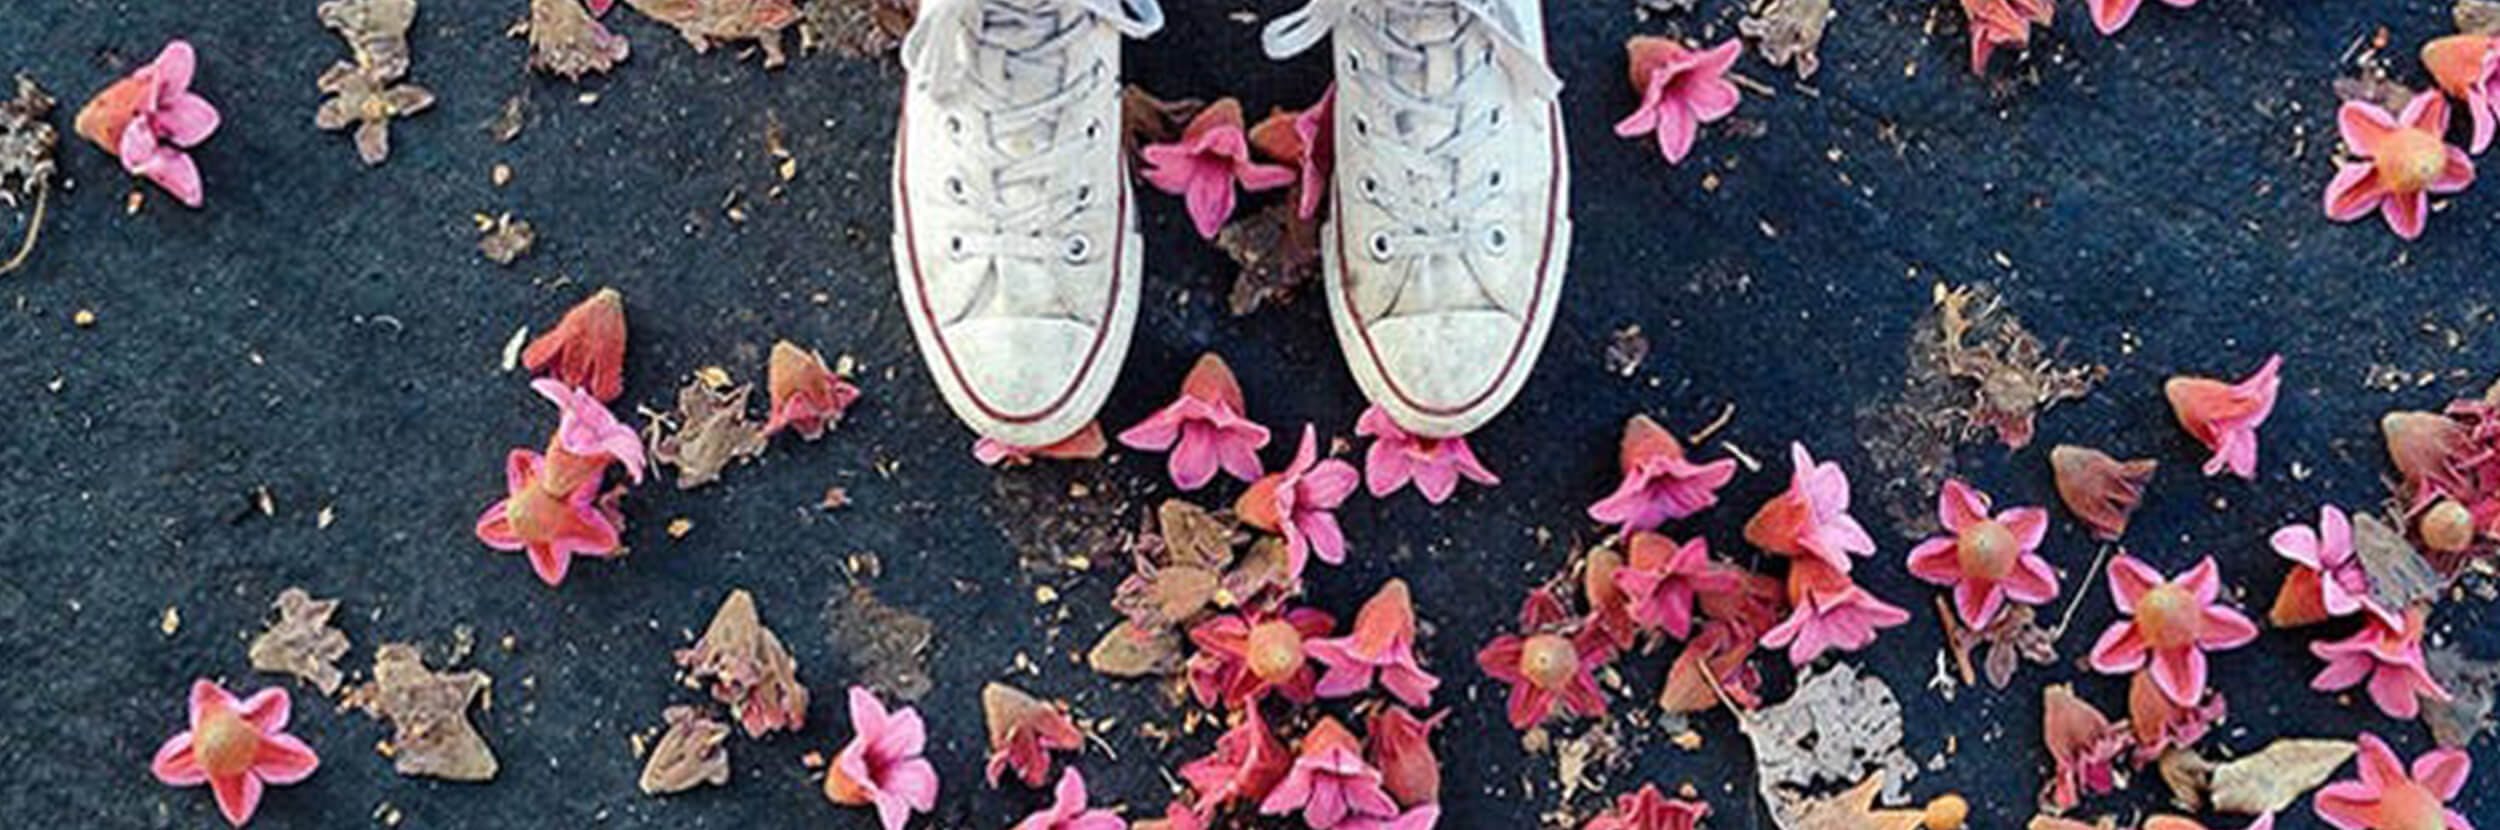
(1934, 595, 1976, 686)
(0, 180, 49, 277)
(2052, 543, 2112, 639)
(1697, 651, 1758, 727)
(1690, 401, 1738, 445)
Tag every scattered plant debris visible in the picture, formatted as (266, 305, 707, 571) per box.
(2050, 445, 2157, 541)
(2208, 738, 2352, 815)
(2350, 513, 2444, 612)
(1218, 202, 1321, 316)
(1603, 324, 1650, 377)
(638, 705, 732, 795)
(797, 0, 912, 59)
(2423, 647, 2499, 747)
(676, 589, 809, 738)
(1781, 772, 1927, 830)
(1934, 283, 2102, 450)
(347, 643, 499, 781)
(1112, 500, 1246, 631)
(825, 584, 934, 700)
(1941, 601, 2055, 689)
(1739, 0, 1832, 80)
(1121, 85, 1206, 159)
(315, 62, 434, 166)
(318, 0, 418, 78)
(983, 682, 1083, 788)
(1739, 662, 1919, 824)
(650, 374, 769, 489)
(526, 0, 632, 81)
(0, 75, 57, 276)
(247, 588, 351, 695)
(475, 212, 534, 265)
(625, 0, 800, 67)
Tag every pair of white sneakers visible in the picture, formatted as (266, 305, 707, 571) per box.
(893, 0, 1571, 447)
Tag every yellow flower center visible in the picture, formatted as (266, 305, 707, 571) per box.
(2136, 584, 2204, 650)
(2375, 128, 2451, 195)
(1519, 634, 1580, 692)
(1955, 520, 2020, 581)
(2421, 499, 2476, 554)
(1245, 620, 1306, 683)
(194, 708, 261, 779)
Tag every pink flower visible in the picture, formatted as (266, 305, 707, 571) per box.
(1742, 443, 1876, 574)
(1475, 591, 1611, 730)
(1142, 98, 1297, 239)
(1187, 606, 1336, 710)
(1119, 353, 1270, 490)
(2314, 732, 2475, 830)
(1247, 86, 1335, 220)
(522, 288, 628, 403)
(2041, 684, 2127, 811)
(1613, 37, 1741, 166)
(1364, 706, 1443, 807)
(474, 449, 624, 586)
(823, 687, 939, 830)
(2312, 606, 2453, 720)
(1962, 0, 2055, 74)
(1358, 406, 1499, 504)
(2427, 35, 2500, 153)
(2270, 504, 2397, 626)
(1759, 558, 1910, 665)
(2086, 555, 2260, 707)
(1237, 425, 1361, 575)
(534, 378, 646, 483)
(764, 340, 862, 441)
(984, 683, 1083, 790)
(1588, 414, 1737, 532)
(1018, 768, 1129, 830)
(1583, 784, 1710, 830)
(150, 680, 320, 827)
(2127, 669, 2228, 763)
(2085, 0, 2194, 35)
(1260, 717, 1400, 830)
(1180, 707, 1292, 813)
(1611, 532, 1738, 640)
(1340, 807, 1441, 830)
(2325, 96, 2475, 241)
(973, 422, 1108, 467)
(1904, 479, 2058, 629)
(76, 40, 220, 208)
(2164, 354, 2283, 479)
(1308, 578, 1440, 707)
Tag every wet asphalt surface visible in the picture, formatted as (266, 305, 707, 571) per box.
(1, 0, 2498, 827)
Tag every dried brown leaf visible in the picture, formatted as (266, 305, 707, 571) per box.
(2156, 748, 2213, 812)
(1218, 202, 1321, 316)
(2209, 739, 2354, 815)
(1781, 773, 1926, 830)
(639, 705, 731, 795)
(348, 643, 499, 781)
(1604, 325, 1650, 377)
(248, 588, 351, 695)
(2351, 512, 2444, 612)
(1088, 619, 1182, 678)
(1945, 604, 2056, 689)
(651, 377, 769, 489)
(1121, 85, 1206, 158)
(2459, 0, 2500, 35)
(825, 584, 934, 699)
(2424, 647, 2500, 748)
(318, 0, 419, 79)
(315, 62, 434, 166)
(2051, 445, 2158, 542)
(1739, 0, 1830, 79)
(677, 589, 809, 738)
(626, 0, 800, 67)
(476, 213, 534, 265)
(1221, 536, 1298, 609)
(0, 75, 57, 196)
(528, 0, 632, 80)
(798, 0, 913, 58)
(1936, 284, 2102, 450)
(1112, 500, 1240, 629)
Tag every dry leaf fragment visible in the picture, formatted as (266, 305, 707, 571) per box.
(2051, 445, 2158, 541)
(2209, 739, 2354, 816)
(2157, 748, 2215, 812)
(1088, 619, 1183, 678)
(2423, 647, 2500, 748)
(1121, 85, 1206, 158)
(2462, 0, 2500, 35)
(797, 0, 914, 58)
(0, 75, 58, 277)
(1744, 663, 1920, 827)
(2350, 513, 2443, 612)
(1218, 201, 1321, 316)
(639, 705, 731, 795)
(625, 0, 800, 67)
(676, 589, 809, 738)
(650, 377, 769, 489)
(348, 643, 499, 781)
(1943, 603, 2055, 689)
(825, 585, 935, 699)
(248, 588, 351, 695)
(1935, 284, 2102, 449)
(315, 62, 434, 166)
(1111, 500, 1240, 630)
(319, 0, 419, 78)
(528, 0, 632, 80)
(1739, 0, 1831, 79)
(476, 212, 534, 264)
(1782, 773, 1927, 830)
(1604, 325, 1650, 377)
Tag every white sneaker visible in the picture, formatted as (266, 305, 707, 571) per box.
(894, 0, 1163, 447)
(1265, 0, 1570, 438)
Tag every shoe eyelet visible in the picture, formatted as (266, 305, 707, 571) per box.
(1486, 170, 1504, 191)
(1074, 183, 1095, 206)
(945, 175, 969, 202)
(948, 235, 969, 259)
(1352, 116, 1371, 137)
(1366, 231, 1394, 262)
(1360, 175, 1380, 197)
(1482, 225, 1509, 256)
(1346, 49, 1363, 72)
(1084, 119, 1102, 141)
(1063, 234, 1093, 264)
(1487, 107, 1503, 128)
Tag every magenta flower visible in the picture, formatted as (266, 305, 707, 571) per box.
(2428, 35, 2500, 153)
(1248, 86, 1335, 220)
(1237, 425, 1361, 576)
(2086, 0, 2194, 35)
(1612, 532, 1737, 640)
(534, 378, 646, 483)
(473, 448, 623, 586)
(1904, 479, 2058, 629)
(1585, 784, 1710, 830)
(1742, 442, 1876, 574)
(2165, 354, 2283, 479)
(2312, 607, 2452, 720)
(1357, 406, 1499, 504)
(1017, 768, 1129, 830)
(76, 40, 220, 208)
(2271, 504, 2397, 626)
(151, 680, 320, 827)
(1963, 0, 2055, 74)
(1179, 707, 1291, 813)
(823, 687, 939, 830)
(1613, 37, 1741, 166)
(1339, 806, 1441, 830)
(1308, 579, 1439, 707)
(1759, 558, 1910, 665)
(2314, 733, 2475, 830)
(2325, 96, 2475, 241)
(1588, 414, 1737, 532)
(1260, 717, 1400, 830)
(2087, 555, 2260, 707)
(1142, 98, 1297, 239)
(1187, 606, 1336, 710)
(1118, 353, 1270, 490)
(1475, 591, 1612, 729)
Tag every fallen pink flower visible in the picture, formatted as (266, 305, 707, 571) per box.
(2086, 0, 2194, 36)
(1142, 98, 1297, 239)
(474, 448, 623, 586)
(1358, 406, 1499, 505)
(1583, 783, 1709, 830)
(1962, 0, 2054, 74)
(984, 684, 1083, 790)
(534, 378, 646, 483)
(2128, 668, 2228, 763)
(1180, 706, 1291, 813)
(1475, 591, 1611, 730)
(1905, 478, 2057, 629)
(2165, 354, 2283, 479)
(2325, 96, 2475, 241)
(2312, 606, 2452, 720)
(1613, 37, 1741, 166)
(1612, 532, 1738, 640)
(1237, 424, 1361, 575)
(1017, 768, 1128, 830)
(522, 288, 628, 403)
(1187, 606, 1336, 710)
(1119, 353, 1270, 490)
(1260, 717, 1400, 830)
(1365, 706, 1444, 807)
(2269, 504, 2396, 626)
(77, 40, 219, 207)
(1247, 85, 1334, 220)
(823, 687, 939, 830)
(1743, 442, 1876, 573)
(2426, 34, 2500, 154)
(1339, 806, 1441, 830)
(2314, 732, 2475, 830)
(1759, 558, 1910, 665)
(974, 421, 1109, 467)
(763, 340, 861, 441)
(1308, 578, 1439, 707)
(2087, 555, 2259, 707)
(1588, 414, 1737, 532)
(151, 680, 320, 827)
(2041, 684, 2127, 811)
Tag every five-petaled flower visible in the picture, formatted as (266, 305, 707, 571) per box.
(1612, 37, 1741, 166)
(2269, 504, 2398, 628)
(823, 686, 940, 830)
(522, 288, 629, 403)
(1475, 590, 1612, 730)
(1259, 717, 1401, 830)
(1358, 406, 1500, 504)
(2313, 732, 2476, 830)
(1179, 707, 1292, 814)
(1187, 606, 1337, 710)
(1142, 98, 1298, 239)
(536, 378, 647, 483)
(1744, 443, 1876, 573)
(2311, 605, 2453, 720)
(1238, 425, 1361, 577)
(1588, 414, 1737, 533)
(151, 680, 320, 827)
(763, 340, 862, 441)
(1759, 558, 1910, 665)
(1120, 353, 1270, 491)
(1905, 479, 2058, 630)
(1016, 768, 1129, 830)
(2426, 34, 2500, 154)
(1308, 578, 1440, 707)
(1612, 532, 1738, 641)
(76, 40, 220, 208)
(473, 448, 625, 585)
(2324, 96, 2475, 241)
(1583, 783, 1710, 830)
(2165, 354, 2283, 479)
(2086, 555, 2260, 707)
(1961, 0, 2054, 74)
(1247, 85, 1335, 220)
(2085, 0, 2194, 36)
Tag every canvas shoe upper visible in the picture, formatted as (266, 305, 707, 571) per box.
(1264, 0, 1571, 438)
(894, 0, 1163, 447)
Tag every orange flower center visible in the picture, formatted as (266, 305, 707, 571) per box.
(194, 708, 262, 779)
(1246, 620, 1306, 683)
(2136, 584, 2204, 650)
(1519, 634, 1580, 691)
(2421, 499, 2476, 554)
(2375, 780, 2451, 830)
(2375, 128, 2451, 195)
(1955, 520, 2020, 581)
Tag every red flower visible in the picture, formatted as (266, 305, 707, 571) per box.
(983, 683, 1083, 790)
(2164, 354, 2282, 479)
(1187, 606, 1335, 710)
(522, 288, 628, 403)
(1759, 558, 1909, 665)
(1308, 579, 1440, 707)
(974, 421, 1110, 467)
(1475, 591, 1611, 730)
(1612, 531, 1737, 640)
(1260, 717, 1400, 829)
(1588, 414, 1737, 532)
(2040, 684, 2127, 811)
(1247, 86, 1334, 220)
(2087, 555, 2259, 707)
(1179, 707, 1291, 814)
(763, 340, 860, 441)
(150, 680, 320, 827)
(1365, 706, 1444, 807)
(1583, 784, 1709, 830)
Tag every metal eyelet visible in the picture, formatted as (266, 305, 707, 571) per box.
(1346, 49, 1363, 73)
(1487, 107, 1503, 128)
(945, 176, 969, 202)
(945, 115, 964, 136)
(1063, 234, 1092, 264)
(1366, 231, 1394, 262)
(1486, 170, 1504, 191)
(1074, 183, 1094, 206)
(1084, 119, 1102, 141)
(948, 235, 969, 258)
(1360, 175, 1380, 197)
(1482, 225, 1510, 255)
(1353, 116, 1371, 137)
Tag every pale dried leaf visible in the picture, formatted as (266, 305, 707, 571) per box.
(2460, 0, 2500, 34)
(1744, 663, 1919, 828)
(650, 378, 769, 489)
(626, 0, 800, 67)
(0, 75, 58, 197)
(1088, 619, 1182, 678)
(529, 0, 632, 80)
(248, 588, 351, 695)
(1739, 0, 1830, 79)
(1781, 773, 1926, 830)
(2156, 748, 2214, 812)
(639, 705, 731, 795)
(318, 0, 419, 78)
(348, 643, 498, 781)
(677, 589, 809, 737)
(2423, 647, 2500, 748)
(2351, 513, 2443, 612)
(2209, 738, 2354, 815)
